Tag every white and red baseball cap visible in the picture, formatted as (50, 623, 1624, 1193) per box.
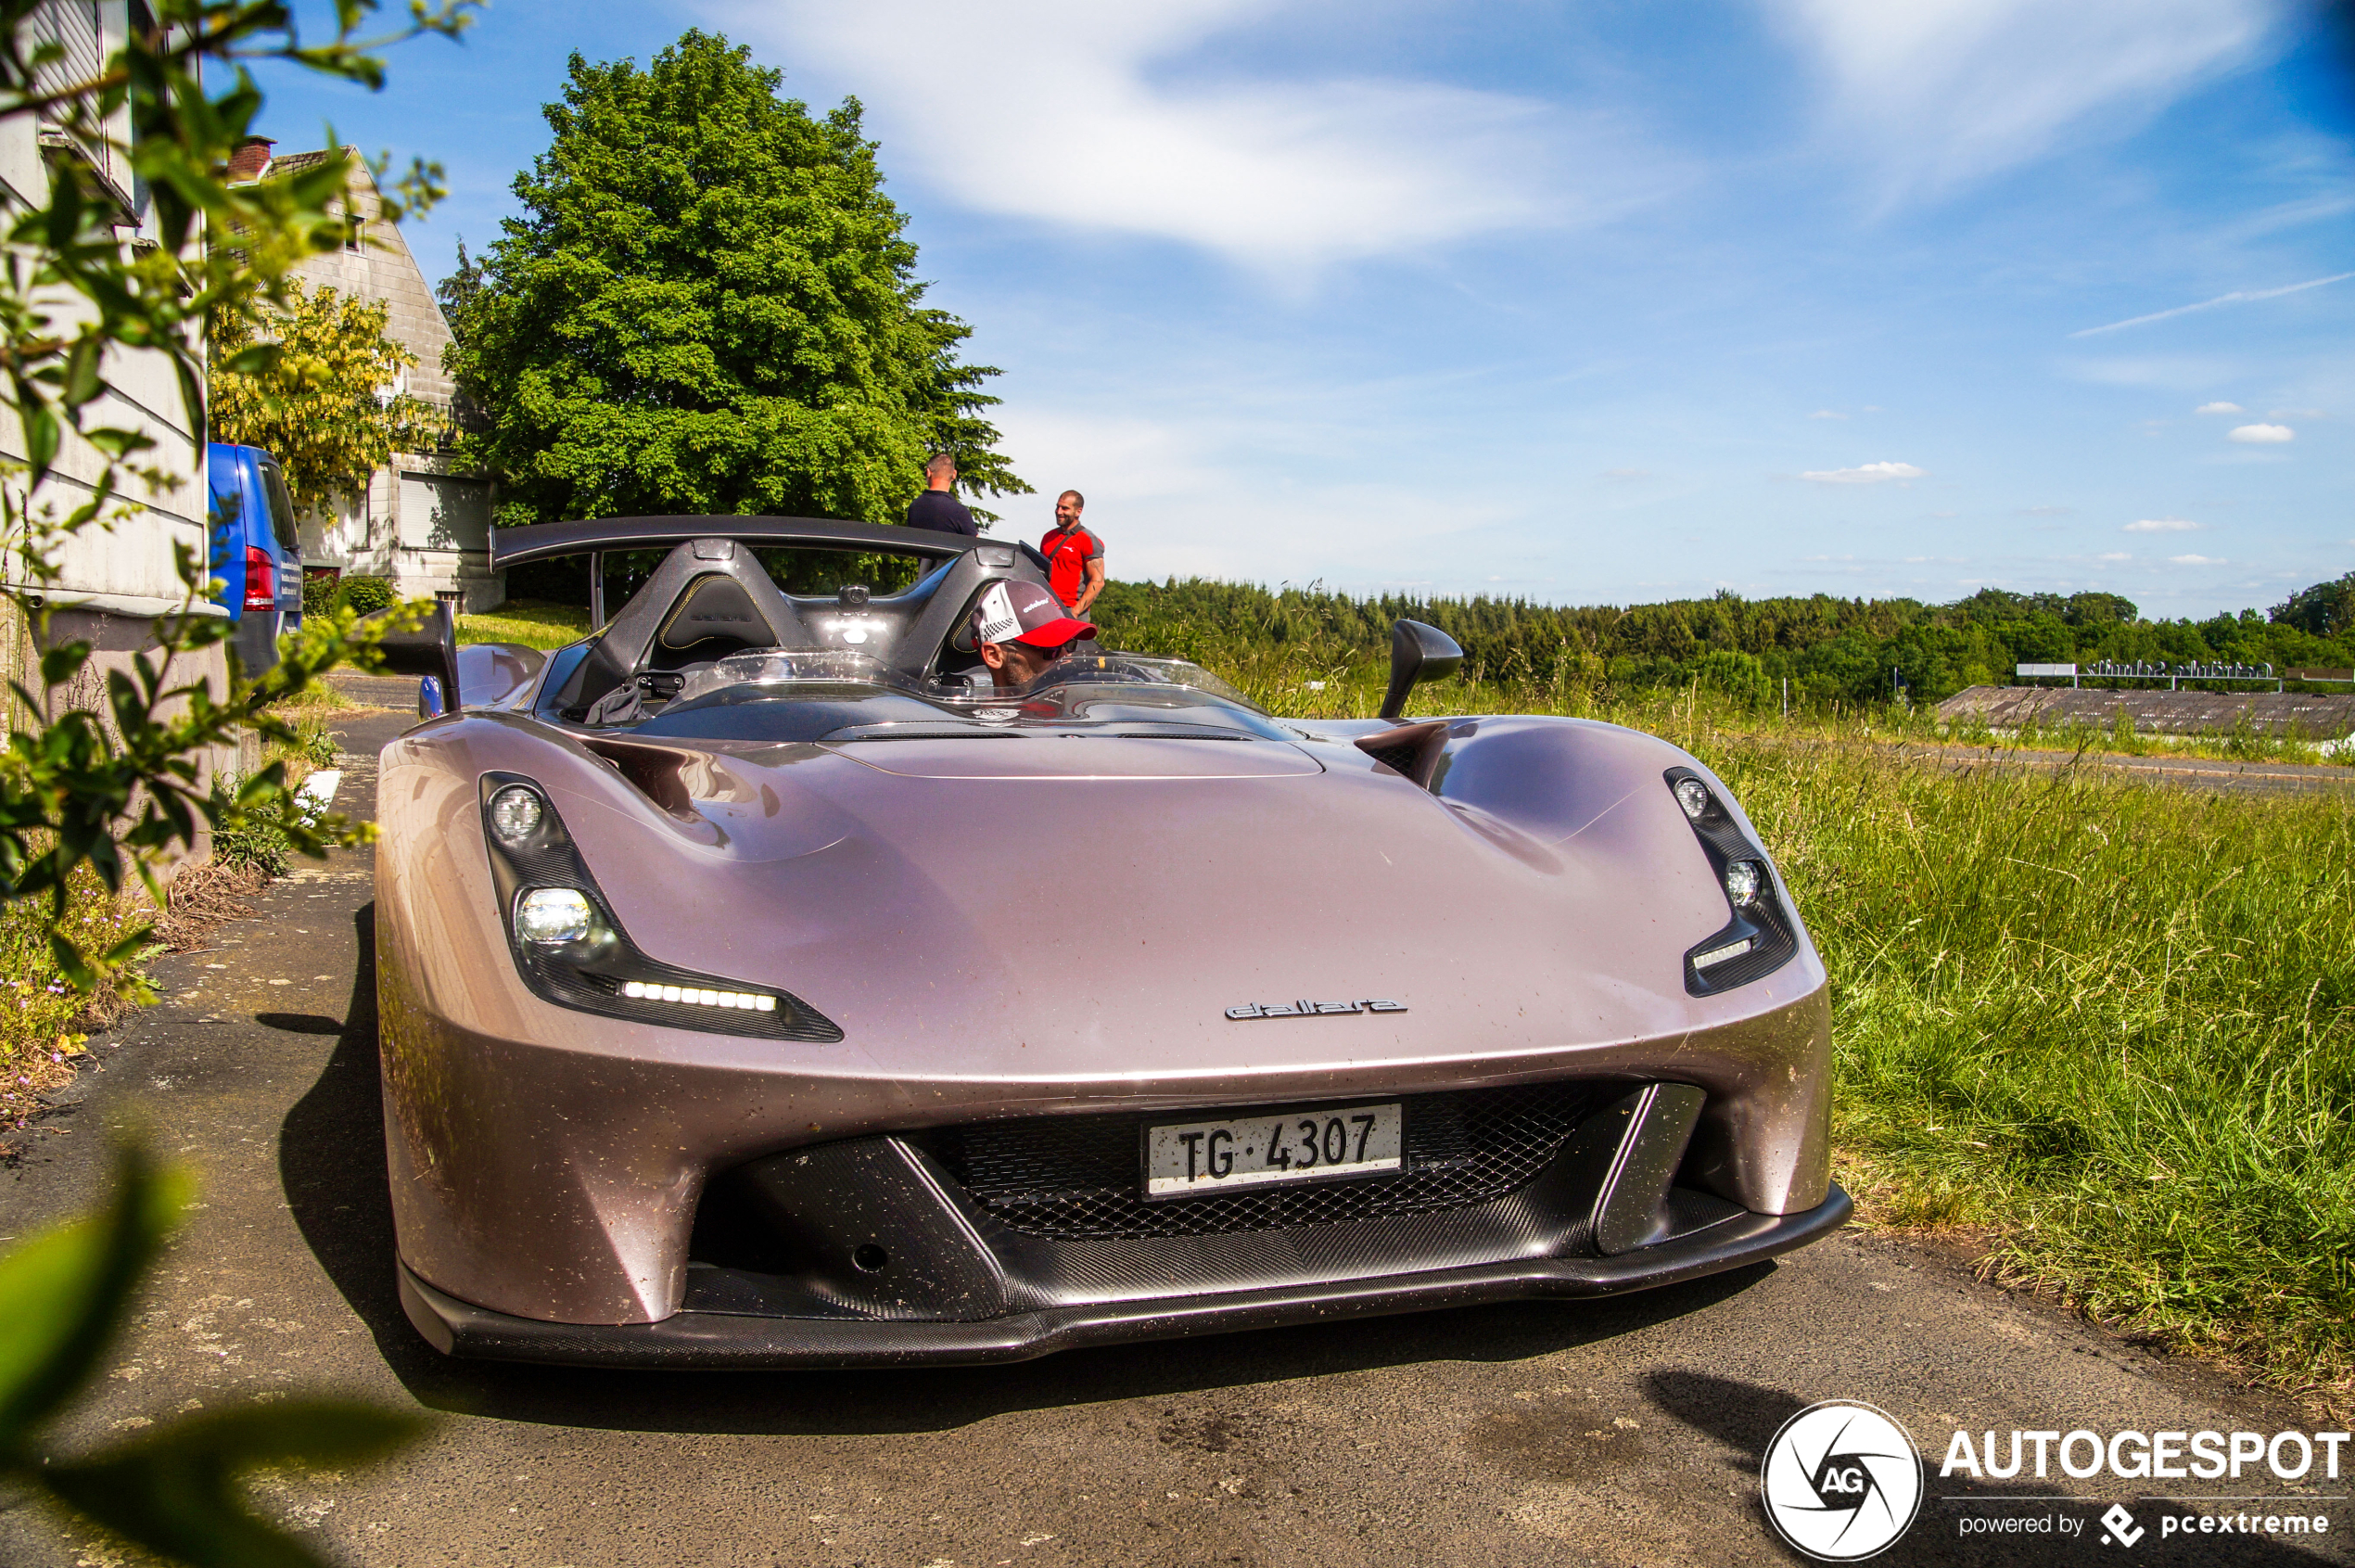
(972, 580, 1097, 648)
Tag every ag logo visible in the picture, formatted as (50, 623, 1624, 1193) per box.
(1760, 1399, 1924, 1561)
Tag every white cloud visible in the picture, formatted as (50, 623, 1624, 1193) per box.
(2227, 423, 2295, 442)
(982, 397, 1522, 587)
(2194, 402, 2244, 414)
(2017, 505, 2073, 516)
(1769, 0, 2275, 197)
(708, 0, 1672, 269)
(1798, 461, 1925, 484)
(1601, 467, 1652, 480)
(2123, 516, 2199, 531)
(1809, 409, 1848, 419)
(2096, 552, 2132, 561)
(2169, 554, 2225, 565)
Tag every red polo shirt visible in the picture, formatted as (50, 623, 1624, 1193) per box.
(1040, 524, 1102, 608)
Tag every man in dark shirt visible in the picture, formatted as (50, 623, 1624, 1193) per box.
(905, 452, 978, 537)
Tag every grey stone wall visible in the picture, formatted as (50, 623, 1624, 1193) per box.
(1938, 685, 2355, 740)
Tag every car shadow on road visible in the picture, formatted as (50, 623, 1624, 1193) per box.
(1643, 1370, 2338, 1566)
(285, 902, 1777, 1437)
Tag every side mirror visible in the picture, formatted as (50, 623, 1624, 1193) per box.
(366, 600, 463, 719)
(1380, 619, 1463, 720)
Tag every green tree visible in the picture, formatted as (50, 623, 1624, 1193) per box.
(444, 30, 1026, 529)
(2271, 570, 2355, 639)
(208, 276, 441, 510)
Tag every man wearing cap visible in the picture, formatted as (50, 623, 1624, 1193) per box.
(971, 579, 1096, 689)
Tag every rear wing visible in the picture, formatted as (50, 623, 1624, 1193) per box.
(490, 515, 979, 569)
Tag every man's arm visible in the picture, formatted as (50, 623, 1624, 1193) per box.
(1075, 541, 1107, 617)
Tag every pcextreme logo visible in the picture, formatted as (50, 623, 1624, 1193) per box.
(1760, 1400, 1926, 1562)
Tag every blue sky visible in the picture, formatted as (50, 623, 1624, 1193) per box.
(254, 0, 2355, 619)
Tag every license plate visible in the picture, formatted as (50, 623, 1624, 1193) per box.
(1144, 1102, 1403, 1199)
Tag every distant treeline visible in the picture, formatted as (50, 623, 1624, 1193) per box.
(1088, 573, 2355, 708)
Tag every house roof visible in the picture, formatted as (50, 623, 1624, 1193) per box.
(258, 147, 374, 185)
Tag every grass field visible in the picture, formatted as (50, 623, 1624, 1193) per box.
(1688, 723, 2355, 1407)
(454, 598, 599, 650)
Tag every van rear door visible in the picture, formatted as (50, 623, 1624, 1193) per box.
(258, 456, 303, 617)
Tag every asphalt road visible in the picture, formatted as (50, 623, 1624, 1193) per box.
(0, 707, 2346, 1568)
(1899, 743, 2355, 798)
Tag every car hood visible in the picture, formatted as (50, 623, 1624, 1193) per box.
(509, 725, 1811, 1090)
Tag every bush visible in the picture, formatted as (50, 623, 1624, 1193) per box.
(207, 808, 290, 878)
(207, 771, 303, 879)
(301, 570, 340, 617)
(301, 719, 337, 769)
(335, 576, 399, 615)
(1694, 649, 1771, 709)
(0, 864, 149, 1096)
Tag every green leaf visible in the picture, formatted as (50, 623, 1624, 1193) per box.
(0, 1145, 190, 1441)
(40, 641, 92, 685)
(45, 1403, 426, 1568)
(62, 336, 104, 410)
(21, 400, 59, 479)
(222, 342, 283, 376)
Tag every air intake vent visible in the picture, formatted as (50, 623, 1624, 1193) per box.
(926, 1081, 1610, 1240)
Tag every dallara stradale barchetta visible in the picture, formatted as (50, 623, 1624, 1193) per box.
(372, 516, 1848, 1367)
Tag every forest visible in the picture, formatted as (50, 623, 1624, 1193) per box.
(1086, 571, 2355, 708)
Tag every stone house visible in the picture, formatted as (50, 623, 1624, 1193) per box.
(226, 138, 503, 610)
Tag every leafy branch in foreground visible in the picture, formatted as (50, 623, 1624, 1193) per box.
(0, 1141, 426, 1565)
(0, 0, 477, 988)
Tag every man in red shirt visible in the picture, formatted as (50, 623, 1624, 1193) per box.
(1040, 491, 1105, 616)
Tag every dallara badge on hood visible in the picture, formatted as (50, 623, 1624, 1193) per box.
(1224, 999, 1409, 1019)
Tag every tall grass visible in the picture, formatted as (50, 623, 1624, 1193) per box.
(1687, 728, 2355, 1401)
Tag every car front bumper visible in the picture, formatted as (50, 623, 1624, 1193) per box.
(399, 1182, 1851, 1369)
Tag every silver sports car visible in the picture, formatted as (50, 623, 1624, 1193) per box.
(370, 516, 1847, 1367)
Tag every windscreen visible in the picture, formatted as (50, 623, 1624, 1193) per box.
(630, 647, 1286, 743)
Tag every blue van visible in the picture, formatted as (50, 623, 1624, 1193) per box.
(207, 443, 305, 673)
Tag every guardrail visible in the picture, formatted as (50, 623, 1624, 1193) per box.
(2015, 661, 2293, 691)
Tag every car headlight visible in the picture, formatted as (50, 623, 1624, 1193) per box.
(489, 784, 544, 845)
(1663, 767, 1798, 996)
(476, 771, 841, 1041)
(516, 887, 593, 944)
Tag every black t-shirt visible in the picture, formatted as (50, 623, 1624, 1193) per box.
(906, 490, 978, 537)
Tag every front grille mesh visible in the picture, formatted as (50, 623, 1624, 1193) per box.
(927, 1082, 1609, 1240)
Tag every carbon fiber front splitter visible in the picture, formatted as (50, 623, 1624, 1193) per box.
(397, 1184, 1851, 1370)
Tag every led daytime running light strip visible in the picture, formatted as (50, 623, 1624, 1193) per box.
(620, 980, 777, 1012)
(1691, 937, 1754, 969)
